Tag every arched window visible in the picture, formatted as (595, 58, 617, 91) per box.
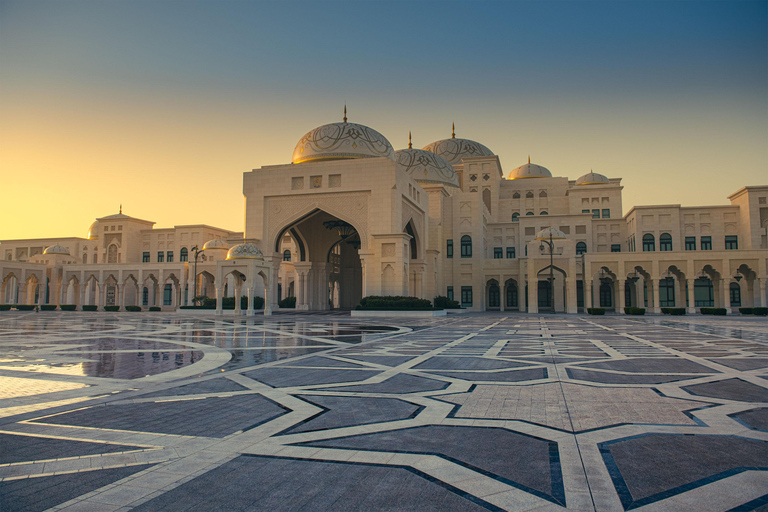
(540, 211, 548, 215)
(107, 245, 118, 263)
(142, 287, 149, 306)
(642, 234, 655, 252)
(180, 247, 188, 262)
(283, 250, 291, 261)
(512, 212, 520, 222)
(512, 191, 521, 199)
(526, 211, 534, 216)
(460, 235, 472, 258)
(82, 253, 88, 264)
(526, 191, 534, 198)
(576, 242, 587, 255)
(729, 282, 741, 306)
(659, 233, 672, 251)
(539, 190, 547, 197)
(163, 284, 173, 305)
(599, 282, 612, 307)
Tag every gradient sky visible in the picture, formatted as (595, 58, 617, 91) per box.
(1, 0, 766, 240)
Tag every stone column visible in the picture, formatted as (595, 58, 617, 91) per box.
(246, 285, 255, 317)
(98, 284, 106, 310)
(79, 285, 86, 309)
(721, 279, 731, 313)
(215, 284, 224, 316)
(758, 278, 767, 308)
(687, 279, 696, 314)
(617, 280, 626, 314)
(566, 276, 578, 314)
(585, 280, 593, 309)
(234, 280, 242, 315)
(264, 278, 272, 317)
(652, 279, 661, 314)
(115, 284, 122, 308)
(500, 275, 506, 311)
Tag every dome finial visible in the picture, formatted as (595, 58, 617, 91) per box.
(119, 204, 122, 214)
(451, 122, 455, 139)
(343, 104, 347, 123)
(408, 131, 412, 149)
(528, 155, 530, 164)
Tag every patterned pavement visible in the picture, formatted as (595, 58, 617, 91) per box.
(0, 311, 767, 511)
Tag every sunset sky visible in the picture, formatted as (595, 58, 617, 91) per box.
(1, 0, 766, 240)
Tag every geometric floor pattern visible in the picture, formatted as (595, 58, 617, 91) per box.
(1, 311, 768, 511)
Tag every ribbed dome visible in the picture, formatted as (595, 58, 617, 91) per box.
(395, 145, 459, 188)
(422, 128, 494, 166)
(575, 171, 610, 186)
(43, 244, 71, 255)
(292, 115, 395, 164)
(534, 227, 567, 240)
(507, 158, 552, 180)
(203, 239, 229, 250)
(87, 221, 99, 240)
(226, 243, 264, 260)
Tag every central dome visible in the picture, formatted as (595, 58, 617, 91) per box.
(422, 126, 494, 165)
(292, 113, 395, 164)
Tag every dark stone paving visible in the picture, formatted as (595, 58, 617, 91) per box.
(130, 455, 492, 512)
(280, 396, 422, 434)
(707, 358, 768, 371)
(320, 373, 449, 393)
(335, 354, 415, 366)
(0, 433, 139, 464)
(218, 347, 328, 371)
(578, 357, 716, 374)
(566, 368, 691, 384)
(138, 377, 249, 398)
(280, 356, 368, 368)
(303, 425, 564, 505)
(600, 434, 768, 510)
(243, 367, 381, 388)
(40, 394, 289, 437)
(0, 464, 153, 512)
(730, 408, 768, 432)
(79, 351, 204, 379)
(422, 368, 547, 382)
(683, 378, 768, 402)
(413, 356, 530, 371)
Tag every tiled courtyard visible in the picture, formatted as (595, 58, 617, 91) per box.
(1, 312, 767, 512)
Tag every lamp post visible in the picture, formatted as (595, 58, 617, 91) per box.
(539, 232, 555, 313)
(191, 245, 204, 302)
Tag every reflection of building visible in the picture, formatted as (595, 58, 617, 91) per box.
(2, 113, 767, 314)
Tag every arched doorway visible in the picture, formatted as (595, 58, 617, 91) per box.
(486, 279, 500, 310)
(536, 265, 567, 312)
(504, 279, 518, 311)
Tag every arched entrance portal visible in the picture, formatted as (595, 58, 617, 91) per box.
(275, 209, 363, 310)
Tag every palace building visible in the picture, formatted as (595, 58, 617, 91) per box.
(2, 114, 767, 315)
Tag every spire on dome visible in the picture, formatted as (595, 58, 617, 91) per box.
(408, 131, 412, 149)
(119, 204, 122, 214)
(451, 122, 455, 139)
(528, 155, 530, 164)
(343, 104, 347, 123)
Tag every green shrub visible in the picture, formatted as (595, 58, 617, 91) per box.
(15, 304, 35, 311)
(125, 305, 142, 312)
(0, 304, 10, 311)
(753, 307, 768, 316)
(434, 296, 460, 309)
(220, 296, 265, 310)
(739, 307, 753, 315)
(82, 305, 98, 312)
(60, 304, 77, 311)
(661, 307, 686, 315)
(624, 307, 646, 315)
(279, 296, 296, 308)
(700, 307, 727, 315)
(587, 308, 605, 315)
(104, 306, 120, 312)
(149, 306, 161, 312)
(40, 305, 57, 311)
(357, 296, 435, 310)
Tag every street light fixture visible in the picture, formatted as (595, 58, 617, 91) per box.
(191, 245, 205, 301)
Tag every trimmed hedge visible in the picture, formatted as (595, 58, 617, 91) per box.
(661, 307, 686, 316)
(149, 306, 161, 311)
(753, 307, 768, 316)
(700, 307, 727, 315)
(434, 295, 461, 309)
(82, 305, 98, 312)
(739, 308, 753, 315)
(104, 306, 120, 312)
(179, 305, 215, 310)
(125, 306, 142, 312)
(357, 296, 435, 311)
(0, 304, 10, 311)
(221, 296, 265, 310)
(279, 296, 296, 308)
(624, 307, 646, 315)
(15, 305, 35, 311)
(60, 304, 77, 311)
(40, 305, 57, 311)
(587, 308, 605, 315)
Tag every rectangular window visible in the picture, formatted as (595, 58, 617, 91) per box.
(506, 247, 515, 259)
(701, 236, 712, 250)
(602, 209, 610, 218)
(163, 284, 172, 306)
(685, 237, 696, 251)
(157, 251, 164, 263)
(446, 239, 453, 258)
(461, 286, 473, 307)
(582, 209, 590, 214)
(611, 244, 621, 252)
(142, 252, 150, 263)
(447, 286, 454, 301)
(166, 251, 173, 262)
(725, 235, 738, 250)
(493, 247, 503, 259)
(592, 209, 600, 218)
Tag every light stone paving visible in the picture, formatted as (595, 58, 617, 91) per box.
(0, 311, 767, 511)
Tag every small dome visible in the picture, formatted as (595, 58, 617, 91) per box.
(534, 227, 567, 240)
(226, 242, 264, 260)
(203, 239, 229, 250)
(395, 146, 459, 188)
(292, 115, 395, 164)
(43, 244, 71, 255)
(507, 158, 552, 180)
(575, 171, 610, 186)
(87, 221, 99, 240)
(422, 128, 494, 166)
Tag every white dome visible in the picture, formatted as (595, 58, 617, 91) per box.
(87, 221, 99, 240)
(43, 244, 71, 255)
(226, 243, 264, 260)
(203, 239, 229, 250)
(575, 171, 610, 186)
(534, 227, 567, 240)
(422, 128, 494, 166)
(292, 116, 395, 164)
(395, 146, 459, 188)
(507, 158, 552, 180)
